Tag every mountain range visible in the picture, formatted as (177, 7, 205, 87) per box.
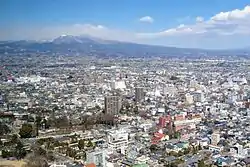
(0, 35, 249, 58)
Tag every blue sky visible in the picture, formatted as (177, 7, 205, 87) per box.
(1, 0, 250, 49)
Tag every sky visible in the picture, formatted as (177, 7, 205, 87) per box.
(0, 0, 250, 49)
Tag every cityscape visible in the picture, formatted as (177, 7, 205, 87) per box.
(1, 1, 250, 167)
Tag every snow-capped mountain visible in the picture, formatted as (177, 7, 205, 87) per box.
(1, 35, 250, 58)
(52, 35, 117, 44)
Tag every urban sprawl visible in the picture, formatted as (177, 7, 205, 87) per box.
(1, 55, 250, 167)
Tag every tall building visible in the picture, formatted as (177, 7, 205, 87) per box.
(185, 93, 194, 104)
(211, 131, 220, 146)
(192, 91, 205, 102)
(111, 80, 126, 90)
(107, 128, 129, 154)
(135, 87, 145, 103)
(104, 96, 121, 115)
(163, 84, 177, 97)
(86, 149, 106, 167)
(159, 115, 171, 128)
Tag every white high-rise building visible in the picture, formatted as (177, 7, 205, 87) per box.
(211, 131, 220, 146)
(135, 87, 145, 103)
(236, 144, 245, 157)
(163, 84, 177, 97)
(185, 93, 194, 104)
(86, 149, 107, 167)
(107, 128, 129, 153)
(192, 91, 205, 103)
(111, 80, 126, 90)
(190, 80, 198, 88)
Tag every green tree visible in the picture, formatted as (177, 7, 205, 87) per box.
(86, 140, 94, 148)
(177, 151, 184, 157)
(2, 150, 13, 158)
(37, 138, 45, 146)
(82, 151, 86, 160)
(19, 124, 33, 138)
(14, 141, 27, 159)
(0, 122, 10, 135)
(41, 119, 50, 129)
(198, 159, 206, 167)
(10, 134, 19, 144)
(149, 144, 159, 152)
(66, 147, 77, 159)
(198, 143, 202, 150)
(35, 116, 42, 136)
(183, 147, 191, 155)
(47, 151, 55, 162)
(35, 146, 47, 157)
(173, 131, 180, 139)
(134, 106, 139, 114)
(78, 139, 85, 150)
(54, 116, 69, 128)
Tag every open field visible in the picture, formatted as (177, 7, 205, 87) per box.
(0, 160, 26, 167)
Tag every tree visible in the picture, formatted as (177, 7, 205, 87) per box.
(82, 151, 86, 160)
(34, 146, 47, 157)
(149, 144, 159, 152)
(54, 116, 69, 128)
(1, 150, 13, 158)
(10, 134, 19, 144)
(198, 143, 202, 150)
(86, 140, 94, 148)
(78, 139, 85, 150)
(70, 133, 78, 143)
(146, 98, 151, 103)
(0, 122, 11, 135)
(183, 147, 191, 155)
(177, 151, 184, 157)
(47, 151, 55, 162)
(19, 124, 33, 138)
(198, 160, 206, 167)
(134, 106, 139, 114)
(66, 147, 77, 159)
(170, 76, 179, 80)
(173, 131, 180, 139)
(14, 141, 27, 159)
(35, 116, 42, 127)
(41, 119, 50, 129)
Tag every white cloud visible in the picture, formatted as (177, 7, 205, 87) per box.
(139, 16, 154, 23)
(211, 6, 250, 21)
(0, 24, 144, 43)
(196, 16, 204, 22)
(140, 5, 250, 37)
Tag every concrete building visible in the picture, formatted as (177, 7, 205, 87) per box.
(86, 149, 107, 167)
(135, 87, 145, 103)
(211, 131, 220, 146)
(192, 91, 205, 102)
(185, 93, 194, 104)
(111, 80, 126, 90)
(104, 96, 121, 115)
(107, 128, 129, 153)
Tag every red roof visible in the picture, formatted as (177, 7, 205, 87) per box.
(151, 132, 165, 144)
(85, 163, 96, 167)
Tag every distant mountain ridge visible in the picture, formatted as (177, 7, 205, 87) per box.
(0, 35, 249, 58)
